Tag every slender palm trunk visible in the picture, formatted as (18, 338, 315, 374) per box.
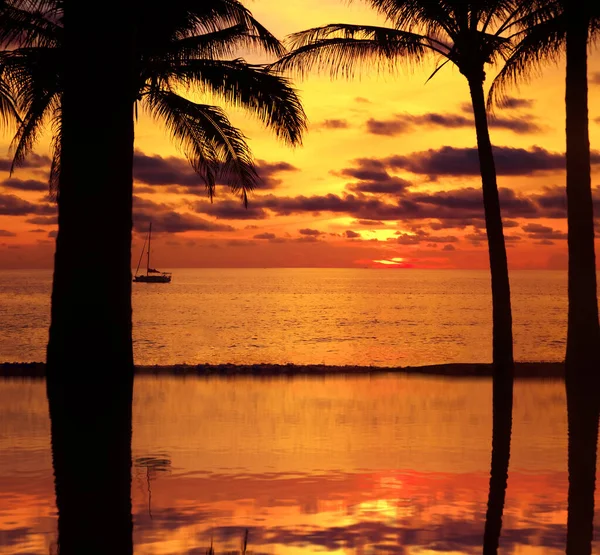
(564, 8, 600, 554)
(467, 78, 514, 555)
(46, 1, 136, 553)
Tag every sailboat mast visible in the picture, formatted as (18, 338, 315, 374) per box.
(147, 223, 152, 276)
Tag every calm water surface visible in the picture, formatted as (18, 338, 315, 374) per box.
(0, 375, 598, 554)
(0, 268, 567, 365)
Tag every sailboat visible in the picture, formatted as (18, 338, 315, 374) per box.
(133, 223, 172, 283)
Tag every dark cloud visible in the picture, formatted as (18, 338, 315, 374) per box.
(48, 230, 57, 238)
(338, 159, 412, 195)
(132, 196, 234, 233)
(254, 232, 276, 240)
(394, 229, 458, 245)
(28, 228, 46, 233)
(1, 178, 47, 192)
(250, 184, 542, 222)
(315, 119, 349, 129)
(355, 219, 385, 226)
(382, 145, 599, 176)
(365, 112, 540, 135)
(299, 228, 323, 236)
(500, 97, 535, 109)
(25, 215, 58, 225)
(194, 199, 269, 220)
(0, 193, 55, 216)
(133, 151, 200, 187)
(0, 153, 50, 172)
(345, 230, 361, 238)
(0, 229, 16, 237)
(134, 151, 298, 192)
(134, 210, 235, 233)
(591, 72, 600, 85)
(355, 97, 371, 103)
(522, 223, 567, 240)
(443, 244, 456, 251)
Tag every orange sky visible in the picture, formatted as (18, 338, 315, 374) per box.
(0, 0, 599, 269)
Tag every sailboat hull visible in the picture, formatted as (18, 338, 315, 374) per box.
(133, 274, 171, 283)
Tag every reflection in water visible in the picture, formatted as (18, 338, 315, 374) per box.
(1, 376, 599, 554)
(482, 370, 513, 553)
(46, 375, 133, 555)
(566, 376, 599, 554)
(134, 454, 171, 519)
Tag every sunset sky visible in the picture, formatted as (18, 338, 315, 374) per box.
(0, 0, 599, 269)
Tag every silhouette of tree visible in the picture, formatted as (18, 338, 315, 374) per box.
(0, 1, 305, 554)
(45, 0, 136, 552)
(274, 2, 517, 549)
(491, 3, 600, 552)
(0, 0, 306, 203)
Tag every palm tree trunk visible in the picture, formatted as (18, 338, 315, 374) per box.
(564, 8, 600, 554)
(46, 1, 136, 553)
(467, 78, 514, 555)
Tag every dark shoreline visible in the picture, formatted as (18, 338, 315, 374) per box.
(0, 361, 564, 379)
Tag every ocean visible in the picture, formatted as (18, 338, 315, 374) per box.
(0, 268, 568, 365)
(1, 268, 598, 554)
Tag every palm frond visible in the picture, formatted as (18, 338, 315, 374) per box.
(276, 24, 429, 79)
(143, 88, 258, 203)
(157, 24, 281, 62)
(165, 59, 306, 146)
(488, 13, 566, 111)
(49, 107, 61, 198)
(0, 4, 61, 48)
(0, 77, 20, 129)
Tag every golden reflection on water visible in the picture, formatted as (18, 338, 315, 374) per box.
(0, 376, 598, 554)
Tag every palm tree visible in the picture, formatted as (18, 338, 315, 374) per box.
(0, 1, 305, 553)
(490, 2, 600, 552)
(274, 1, 516, 549)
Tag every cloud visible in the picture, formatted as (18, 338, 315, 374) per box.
(134, 210, 235, 233)
(0, 229, 16, 237)
(25, 215, 58, 225)
(315, 119, 349, 130)
(194, 199, 269, 220)
(590, 72, 600, 85)
(0, 153, 50, 172)
(499, 97, 535, 109)
(254, 159, 299, 189)
(338, 159, 412, 195)
(132, 196, 235, 233)
(299, 228, 323, 236)
(1, 178, 48, 192)
(249, 182, 561, 223)
(134, 151, 298, 192)
(521, 222, 568, 240)
(133, 151, 200, 187)
(254, 232, 276, 240)
(345, 230, 361, 238)
(382, 145, 598, 177)
(354, 219, 385, 226)
(354, 97, 371, 103)
(443, 244, 456, 251)
(0, 193, 56, 216)
(365, 112, 540, 135)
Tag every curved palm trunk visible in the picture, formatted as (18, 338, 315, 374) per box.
(46, 1, 136, 553)
(467, 78, 515, 555)
(564, 9, 600, 555)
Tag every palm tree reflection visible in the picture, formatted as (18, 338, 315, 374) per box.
(134, 454, 172, 519)
(565, 378, 599, 554)
(482, 373, 513, 554)
(47, 377, 134, 555)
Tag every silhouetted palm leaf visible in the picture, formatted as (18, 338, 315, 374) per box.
(144, 89, 257, 203)
(0, 0, 306, 199)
